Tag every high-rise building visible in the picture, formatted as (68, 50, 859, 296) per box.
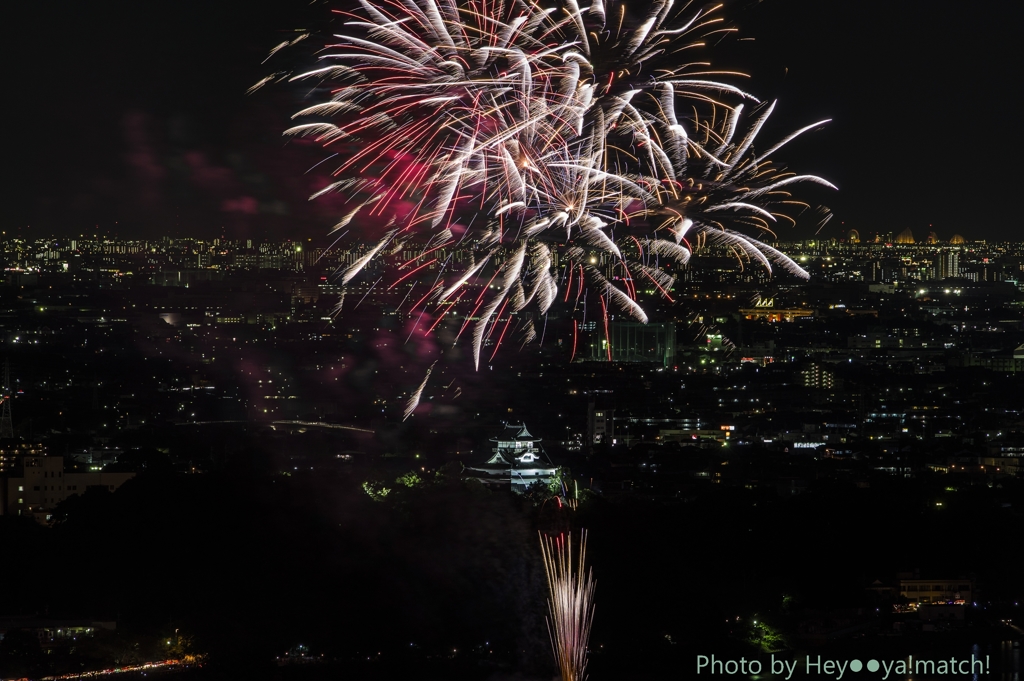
(801, 362, 835, 390)
(588, 322, 677, 367)
(938, 251, 960, 279)
(586, 391, 615, 446)
(0, 360, 12, 440)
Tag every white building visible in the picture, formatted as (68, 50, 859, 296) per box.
(1, 454, 135, 523)
(465, 423, 559, 492)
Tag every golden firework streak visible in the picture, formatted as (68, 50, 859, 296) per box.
(539, 530, 596, 681)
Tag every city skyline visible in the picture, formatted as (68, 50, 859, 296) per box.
(4, 174, 1024, 680)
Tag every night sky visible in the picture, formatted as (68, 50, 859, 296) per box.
(4, 0, 1023, 241)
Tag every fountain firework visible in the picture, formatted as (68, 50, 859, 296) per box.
(539, 530, 596, 681)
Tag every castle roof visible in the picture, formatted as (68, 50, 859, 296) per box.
(489, 422, 539, 442)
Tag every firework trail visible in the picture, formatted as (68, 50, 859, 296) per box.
(274, 0, 834, 368)
(540, 530, 595, 681)
(404, 359, 436, 420)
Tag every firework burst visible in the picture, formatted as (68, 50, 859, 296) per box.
(273, 0, 834, 369)
(540, 530, 595, 681)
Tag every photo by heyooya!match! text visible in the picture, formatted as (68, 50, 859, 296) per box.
(696, 654, 990, 679)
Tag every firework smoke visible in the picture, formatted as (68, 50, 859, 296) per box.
(539, 530, 595, 681)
